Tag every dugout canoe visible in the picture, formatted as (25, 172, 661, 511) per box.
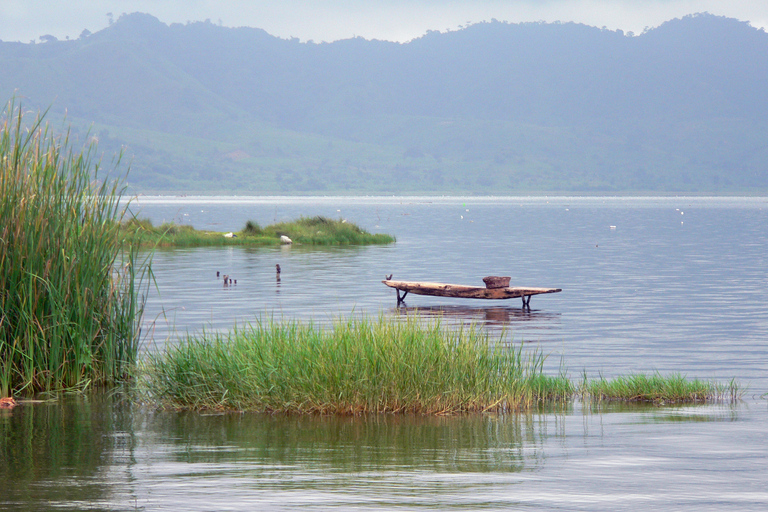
(382, 279, 561, 307)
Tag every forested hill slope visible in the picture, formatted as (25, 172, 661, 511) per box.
(2, 12, 766, 194)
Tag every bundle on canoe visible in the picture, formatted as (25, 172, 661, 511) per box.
(383, 276, 561, 308)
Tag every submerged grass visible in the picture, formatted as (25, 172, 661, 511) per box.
(0, 100, 147, 396)
(144, 316, 573, 414)
(121, 215, 395, 247)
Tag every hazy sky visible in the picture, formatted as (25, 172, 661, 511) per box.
(1, 0, 766, 43)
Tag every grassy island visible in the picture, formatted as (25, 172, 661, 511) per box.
(143, 316, 740, 414)
(121, 216, 395, 247)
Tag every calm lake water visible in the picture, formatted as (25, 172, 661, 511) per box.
(2, 196, 767, 511)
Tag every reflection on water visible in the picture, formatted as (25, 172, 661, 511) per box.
(3, 394, 765, 511)
(579, 400, 743, 421)
(134, 410, 560, 511)
(392, 303, 561, 334)
(149, 411, 547, 474)
(0, 394, 134, 511)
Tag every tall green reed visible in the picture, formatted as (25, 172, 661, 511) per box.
(0, 100, 147, 396)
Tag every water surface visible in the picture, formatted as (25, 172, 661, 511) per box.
(2, 196, 767, 511)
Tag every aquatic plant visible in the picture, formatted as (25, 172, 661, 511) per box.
(581, 372, 741, 404)
(121, 218, 238, 247)
(144, 316, 572, 414)
(263, 215, 394, 245)
(121, 215, 395, 247)
(143, 313, 741, 414)
(242, 219, 262, 236)
(0, 100, 147, 396)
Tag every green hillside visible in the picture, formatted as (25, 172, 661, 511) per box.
(2, 12, 767, 194)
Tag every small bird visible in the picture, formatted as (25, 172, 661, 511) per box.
(385, 274, 392, 280)
(276, 264, 281, 274)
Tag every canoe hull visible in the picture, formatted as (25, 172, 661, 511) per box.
(382, 280, 561, 300)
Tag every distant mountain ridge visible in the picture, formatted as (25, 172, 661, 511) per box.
(2, 12, 766, 193)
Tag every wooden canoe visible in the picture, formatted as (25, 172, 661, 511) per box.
(383, 279, 561, 305)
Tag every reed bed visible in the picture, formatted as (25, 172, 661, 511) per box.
(0, 100, 146, 396)
(144, 315, 741, 414)
(144, 316, 573, 414)
(121, 215, 395, 247)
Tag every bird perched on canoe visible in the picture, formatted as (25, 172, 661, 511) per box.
(385, 274, 392, 280)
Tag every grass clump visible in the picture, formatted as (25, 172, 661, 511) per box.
(582, 373, 741, 404)
(121, 215, 394, 247)
(144, 316, 572, 414)
(142, 314, 741, 414)
(242, 219, 262, 236)
(263, 215, 394, 245)
(120, 218, 238, 248)
(0, 100, 147, 396)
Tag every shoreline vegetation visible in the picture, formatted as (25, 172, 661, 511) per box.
(1, 100, 146, 396)
(120, 216, 395, 247)
(143, 316, 741, 414)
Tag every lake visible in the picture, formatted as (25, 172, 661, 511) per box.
(2, 196, 767, 511)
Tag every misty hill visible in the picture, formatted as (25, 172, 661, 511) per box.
(2, 12, 767, 194)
